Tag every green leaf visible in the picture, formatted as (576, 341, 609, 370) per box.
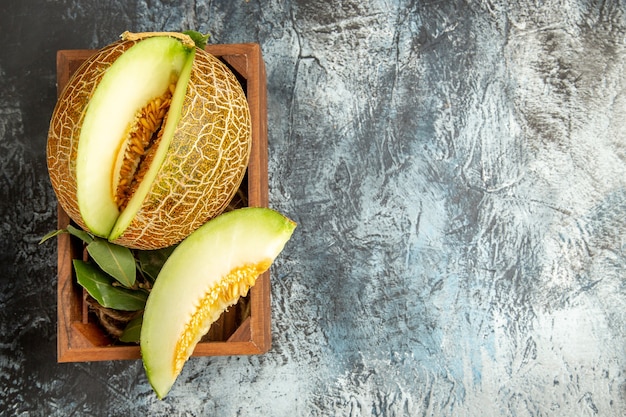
(67, 225, 94, 244)
(183, 30, 210, 49)
(73, 260, 147, 311)
(40, 225, 95, 245)
(119, 312, 143, 343)
(87, 239, 136, 288)
(137, 245, 177, 283)
(39, 229, 66, 244)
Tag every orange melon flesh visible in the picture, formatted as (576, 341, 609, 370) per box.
(76, 36, 193, 237)
(140, 207, 296, 399)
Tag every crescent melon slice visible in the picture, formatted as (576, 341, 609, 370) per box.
(76, 36, 193, 237)
(140, 207, 296, 399)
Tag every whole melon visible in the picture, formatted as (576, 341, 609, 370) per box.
(47, 33, 251, 250)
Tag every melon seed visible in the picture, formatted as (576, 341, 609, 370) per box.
(115, 86, 175, 209)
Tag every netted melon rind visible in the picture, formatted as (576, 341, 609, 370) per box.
(47, 41, 252, 250)
(112, 48, 252, 249)
(47, 40, 136, 233)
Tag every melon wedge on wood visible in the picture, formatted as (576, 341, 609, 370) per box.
(140, 207, 296, 399)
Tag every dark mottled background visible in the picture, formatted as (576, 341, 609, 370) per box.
(1, 0, 626, 415)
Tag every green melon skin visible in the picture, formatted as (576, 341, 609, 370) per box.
(140, 207, 296, 399)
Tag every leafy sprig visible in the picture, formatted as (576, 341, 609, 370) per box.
(41, 227, 175, 342)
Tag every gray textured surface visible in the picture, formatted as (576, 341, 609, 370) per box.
(2, 0, 626, 415)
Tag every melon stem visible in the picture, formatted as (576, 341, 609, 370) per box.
(121, 31, 196, 49)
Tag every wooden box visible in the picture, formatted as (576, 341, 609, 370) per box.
(55, 43, 270, 362)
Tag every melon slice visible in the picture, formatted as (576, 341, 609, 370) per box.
(140, 207, 296, 399)
(76, 36, 193, 237)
